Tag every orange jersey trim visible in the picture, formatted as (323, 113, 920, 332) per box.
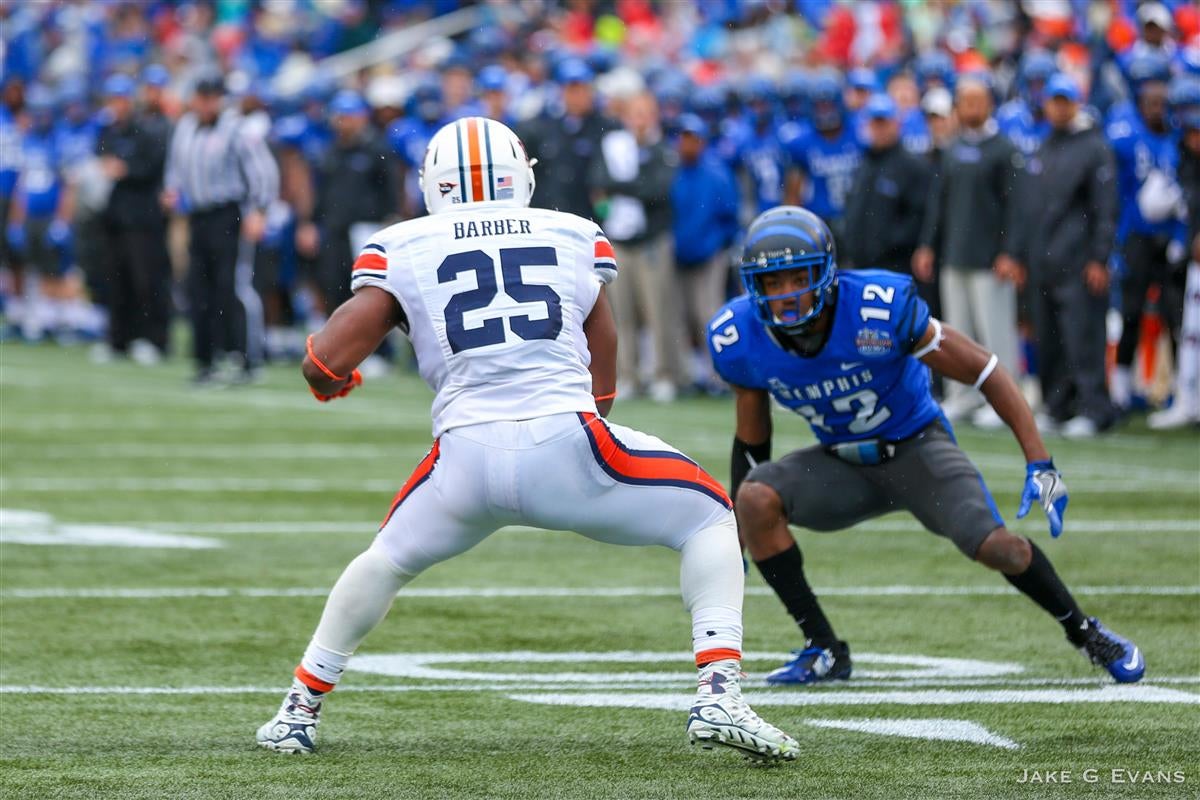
(353, 253, 388, 272)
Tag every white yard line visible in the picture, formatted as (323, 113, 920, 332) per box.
(130, 519, 1200, 535)
(3, 584, 1196, 599)
(2, 678, 1197, 696)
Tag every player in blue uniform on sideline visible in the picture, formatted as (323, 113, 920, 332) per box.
(707, 206, 1145, 686)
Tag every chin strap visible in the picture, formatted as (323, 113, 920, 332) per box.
(912, 318, 944, 359)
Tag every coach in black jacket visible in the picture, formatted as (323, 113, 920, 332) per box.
(518, 58, 613, 221)
(1018, 75, 1118, 434)
(842, 94, 930, 273)
(97, 74, 172, 360)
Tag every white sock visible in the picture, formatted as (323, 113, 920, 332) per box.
(295, 547, 414, 692)
(679, 514, 744, 665)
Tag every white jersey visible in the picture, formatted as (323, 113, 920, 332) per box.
(351, 204, 618, 437)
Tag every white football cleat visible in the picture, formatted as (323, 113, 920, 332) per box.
(256, 680, 323, 754)
(686, 659, 799, 763)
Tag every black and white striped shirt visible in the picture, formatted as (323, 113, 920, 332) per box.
(164, 108, 279, 213)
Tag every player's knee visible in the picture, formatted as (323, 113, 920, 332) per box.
(735, 481, 785, 535)
(975, 528, 1032, 575)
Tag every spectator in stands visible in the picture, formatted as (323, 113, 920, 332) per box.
(96, 73, 172, 364)
(300, 90, 398, 319)
(520, 58, 613, 221)
(842, 94, 930, 274)
(916, 85, 956, 322)
(1149, 104, 1200, 430)
(589, 90, 680, 402)
(1019, 75, 1120, 437)
(914, 75, 1024, 429)
(1108, 69, 1182, 411)
(163, 72, 278, 385)
(672, 114, 739, 395)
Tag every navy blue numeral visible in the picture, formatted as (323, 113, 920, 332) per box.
(437, 247, 562, 354)
(437, 250, 505, 353)
(500, 246, 562, 342)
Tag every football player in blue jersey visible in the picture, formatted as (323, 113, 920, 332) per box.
(998, 50, 1056, 157)
(707, 206, 1145, 686)
(781, 73, 862, 242)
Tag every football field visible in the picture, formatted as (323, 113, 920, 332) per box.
(1, 342, 1197, 800)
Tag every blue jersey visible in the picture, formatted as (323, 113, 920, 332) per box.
(738, 125, 788, 212)
(19, 129, 64, 217)
(899, 109, 932, 155)
(55, 118, 98, 168)
(0, 107, 20, 198)
(782, 125, 862, 221)
(1106, 114, 1179, 239)
(709, 269, 941, 445)
(997, 99, 1050, 157)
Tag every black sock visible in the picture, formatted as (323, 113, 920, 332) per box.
(755, 543, 837, 646)
(1005, 540, 1089, 645)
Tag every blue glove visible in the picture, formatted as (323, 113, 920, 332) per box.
(6, 223, 25, 253)
(47, 219, 72, 250)
(1017, 460, 1069, 538)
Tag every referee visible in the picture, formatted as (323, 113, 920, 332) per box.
(162, 72, 278, 384)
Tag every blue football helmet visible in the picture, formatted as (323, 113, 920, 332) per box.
(740, 206, 837, 333)
(808, 71, 844, 132)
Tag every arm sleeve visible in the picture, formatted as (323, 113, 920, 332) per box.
(894, 279, 932, 353)
(162, 120, 182, 193)
(918, 152, 944, 249)
(999, 143, 1024, 257)
(731, 437, 772, 500)
(1086, 139, 1119, 265)
(890, 155, 930, 253)
(593, 229, 618, 285)
(349, 240, 409, 332)
(236, 127, 280, 211)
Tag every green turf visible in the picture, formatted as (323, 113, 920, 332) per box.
(1, 342, 1198, 799)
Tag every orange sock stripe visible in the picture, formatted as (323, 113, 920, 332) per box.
(696, 648, 742, 667)
(306, 335, 346, 382)
(294, 664, 336, 693)
(380, 440, 441, 528)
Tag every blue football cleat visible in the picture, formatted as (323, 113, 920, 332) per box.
(766, 640, 852, 685)
(1080, 618, 1145, 683)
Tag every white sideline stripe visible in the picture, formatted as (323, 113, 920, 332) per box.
(3, 584, 1197, 599)
(510, 686, 1200, 709)
(805, 718, 1020, 750)
(3, 680, 1197, 696)
(136, 519, 1200, 535)
(2, 476, 1198, 493)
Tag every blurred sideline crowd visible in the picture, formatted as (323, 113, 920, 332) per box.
(2, 0, 1199, 431)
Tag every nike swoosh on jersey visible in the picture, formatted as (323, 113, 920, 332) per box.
(839, 361, 864, 370)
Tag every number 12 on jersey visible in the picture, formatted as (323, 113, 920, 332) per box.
(437, 246, 563, 353)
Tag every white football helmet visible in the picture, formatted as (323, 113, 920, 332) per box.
(420, 117, 536, 214)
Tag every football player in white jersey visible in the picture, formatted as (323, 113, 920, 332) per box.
(256, 117, 798, 762)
